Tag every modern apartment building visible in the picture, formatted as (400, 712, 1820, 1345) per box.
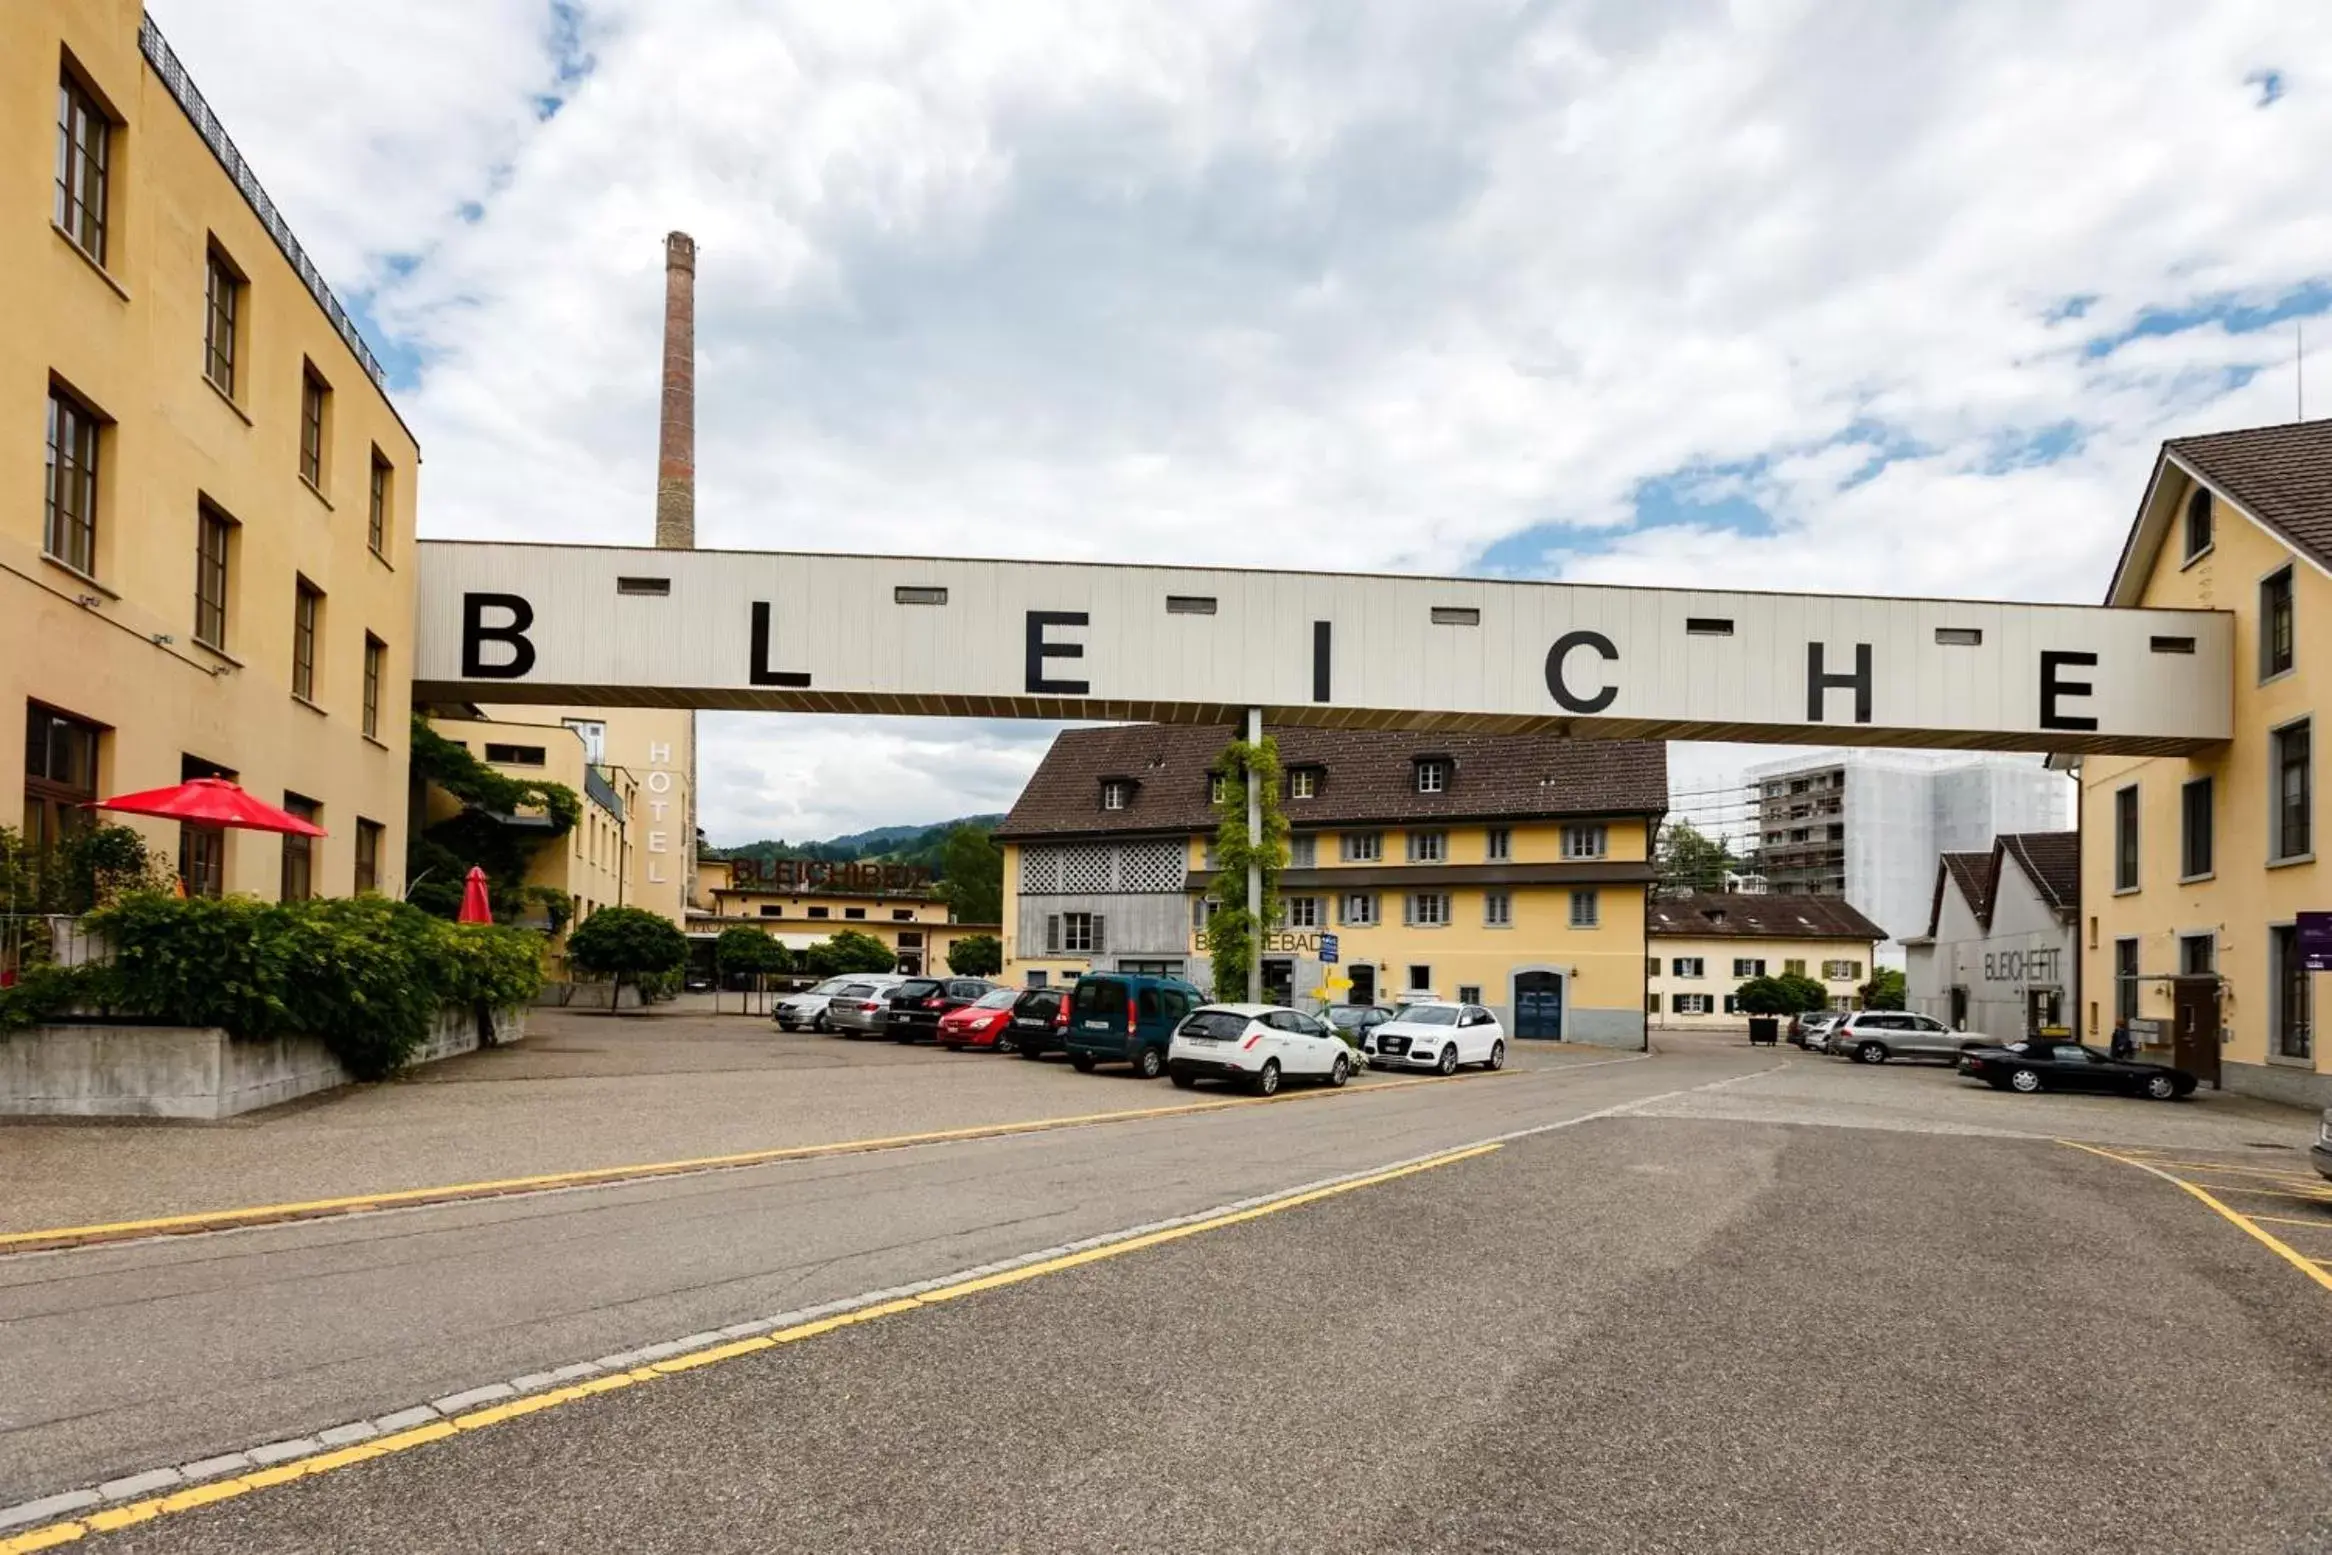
(2076, 419, 2332, 1106)
(1744, 749, 2070, 959)
(1646, 894, 1884, 1028)
(5, 2, 418, 898)
(995, 725, 1667, 1048)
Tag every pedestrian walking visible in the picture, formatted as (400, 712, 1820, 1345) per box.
(2110, 1021, 2134, 1061)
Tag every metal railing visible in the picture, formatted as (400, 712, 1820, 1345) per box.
(138, 14, 387, 390)
(585, 765, 625, 822)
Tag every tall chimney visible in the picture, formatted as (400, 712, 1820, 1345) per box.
(655, 231, 697, 549)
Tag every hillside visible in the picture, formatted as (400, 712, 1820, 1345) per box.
(710, 814, 1004, 869)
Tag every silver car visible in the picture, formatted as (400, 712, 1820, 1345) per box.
(774, 977, 862, 1032)
(1829, 1010, 1979, 1065)
(822, 977, 908, 1037)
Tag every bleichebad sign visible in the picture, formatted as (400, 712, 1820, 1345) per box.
(413, 542, 2232, 754)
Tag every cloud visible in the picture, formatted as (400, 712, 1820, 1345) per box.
(147, 0, 2332, 836)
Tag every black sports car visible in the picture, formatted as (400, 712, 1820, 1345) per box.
(1959, 1040, 2196, 1100)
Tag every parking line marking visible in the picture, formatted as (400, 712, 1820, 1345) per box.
(1, 1058, 1627, 1255)
(2105, 1158, 2326, 1181)
(0, 1137, 1505, 1554)
(2061, 1140, 2332, 1297)
(2241, 1213, 2332, 1230)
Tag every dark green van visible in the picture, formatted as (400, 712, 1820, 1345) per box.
(1064, 973, 1206, 1078)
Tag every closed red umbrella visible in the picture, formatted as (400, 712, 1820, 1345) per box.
(456, 866, 494, 925)
(91, 777, 326, 836)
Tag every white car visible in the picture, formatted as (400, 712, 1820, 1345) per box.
(1364, 1000, 1506, 1075)
(1166, 1004, 1355, 1096)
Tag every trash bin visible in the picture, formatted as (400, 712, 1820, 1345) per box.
(1748, 1016, 1780, 1047)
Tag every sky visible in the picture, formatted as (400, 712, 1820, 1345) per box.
(148, 0, 2331, 845)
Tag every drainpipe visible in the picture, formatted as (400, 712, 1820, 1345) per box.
(1246, 707, 1263, 1004)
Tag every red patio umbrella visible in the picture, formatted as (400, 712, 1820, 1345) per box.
(456, 866, 495, 924)
(91, 777, 326, 836)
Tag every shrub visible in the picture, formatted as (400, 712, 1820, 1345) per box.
(716, 924, 783, 978)
(1733, 973, 1830, 1017)
(566, 907, 688, 1009)
(804, 930, 899, 978)
(945, 933, 1002, 977)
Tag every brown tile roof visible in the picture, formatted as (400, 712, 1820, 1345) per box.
(1941, 852, 1997, 927)
(1646, 893, 1885, 943)
(997, 725, 1667, 840)
(2166, 419, 2332, 572)
(2000, 830, 2080, 917)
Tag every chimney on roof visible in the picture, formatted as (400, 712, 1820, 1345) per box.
(654, 231, 697, 549)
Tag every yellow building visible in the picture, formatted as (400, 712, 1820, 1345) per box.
(692, 856, 999, 975)
(996, 726, 1666, 1047)
(1646, 893, 1883, 1029)
(2077, 419, 2332, 1105)
(421, 715, 639, 934)
(5, 2, 418, 899)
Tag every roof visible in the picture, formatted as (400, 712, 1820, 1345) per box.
(2108, 418, 2332, 605)
(1646, 893, 1886, 943)
(1921, 830, 2079, 936)
(996, 725, 1667, 840)
(1940, 852, 1997, 927)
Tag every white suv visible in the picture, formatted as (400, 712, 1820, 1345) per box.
(1167, 1004, 1354, 1095)
(1364, 1001, 1506, 1075)
(1827, 1010, 1973, 1065)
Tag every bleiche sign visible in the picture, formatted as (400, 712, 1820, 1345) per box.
(729, 858, 933, 894)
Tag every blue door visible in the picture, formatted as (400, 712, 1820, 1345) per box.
(1514, 973, 1564, 1040)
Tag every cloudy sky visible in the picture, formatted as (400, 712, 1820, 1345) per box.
(152, 0, 2328, 845)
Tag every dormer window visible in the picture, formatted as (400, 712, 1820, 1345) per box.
(1288, 766, 1320, 800)
(1101, 779, 1131, 811)
(1415, 758, 1450, 795)
(2182, 487, 2212, 561)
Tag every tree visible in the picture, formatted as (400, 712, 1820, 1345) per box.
(715, 924, 782, 979)
(804, 929, 899, 978)
(565, 907, 687, 1011)
(1657, 821, 1736, 896)
(1860, 967, 1907, 1011)
(938, 825, 1003, 925)
(946, 933, 1002, 977)
(1204, 735, 1289, 1001)
(1734, 973, 1829, 1016)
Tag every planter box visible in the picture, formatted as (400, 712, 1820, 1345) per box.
(0, 1006, 527, 1120)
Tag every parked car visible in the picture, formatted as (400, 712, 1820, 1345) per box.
(1827, 1010, 1979, 1065)
(825, 978, 910, 1037)
(1008, 987, 1071, 1059)
(1324, 1004, 1396, 1046)
(2314, 1110, 2332, 1181)
(937, 987, 1023, 1050)
(1959, 1039, 2197, 1099)
(1791, 1011, 1843, 1050)
(1168, 1004, 1354, 1095)
(775, 976, 886, 1032)
(1062, 972, 1206, 1078)
(884, 976, 1000, 1043)
(1363, 1001, 1506, 1075)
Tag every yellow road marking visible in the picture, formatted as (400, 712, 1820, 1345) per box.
(2061, 1140, 2332, 1297)
(0, 1064, 1541, 1254)
(2243, 1212, 2332, 1230)
(0, 1138, 1502, 1553)
(2171, 1181, 2332, 1205)
(2104, 1157, 2325, 1181)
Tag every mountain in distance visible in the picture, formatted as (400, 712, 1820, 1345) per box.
(711, 814, 1004, 869)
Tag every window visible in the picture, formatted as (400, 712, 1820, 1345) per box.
(562, 719, 606, 763)
(1569, 889, 1599, 928)
(483, 743, 546, 766)
(55, 72, 111, 262)
(758, 905, 783, 918)
(2180, 776, 2213, 879)
(22, 703, 101, 867)
(1486, 827, 1511, 861)
(1732, 958, 1766, 978)
(180, 824, 225, 899)
(280, 795, 319, 901)
(1562, 824, 1606, 859)
(2114, 939, 2139, 1028)
(2274, 925, 2313, 1060)
(1408, 965, 1433, 992)
(1671, 957, 1704, 978)
(1457, 985, 1482, 1005)
(1289, 834, 1316, 868)
(45, 386, 101, 576)
(844, 907, 865, 920)
(1407, 892, 1450, 926)
(1407, 830, 1447, 863)
(2114, 784, 2139, 890)
(2180, 934, 2215, 977)
(354, 818, 383, 894)
(2183, 488, 2212, 560)
(1165, 594, 1216, 615)
(1340, 892, 1379, 927)
(1723, 995, 1741, 1016)
(1783, 959, 1806, 977)
(892, 909, 915, 921)
(1822, 960, 1863, 981)
(195, 504, 233, 649)
(362, 636, 385, 739)
(1209, 774, 1229, 805)
(299, 366, 330, 488)
(369, 450, 392, 557)
(1286, 896, 1320, 929)
(1484, 890, 1511, 927)
(1646, 994, 1661, 1015)
(897, 931, 922, 946)
(893, 585, 948, 605)
(1289, 768, 1318, 800)
(2273, 720, 2312, 862)
(1101, 780, 1129, 811)
(1646, 957, 1660, 975)
(2261, 566, 2296, 679)
(292, 580, 323, 702)
(202, 247, 243, 397)
(1341, 831, 1382, 862)
(1415, 759, 1449, 794)
(1674, 994, 1712, 1017)
(1060, 912, 1100, 953)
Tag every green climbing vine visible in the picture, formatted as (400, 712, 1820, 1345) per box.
(1205, 733, 1290, 1000)
(407, 714, 583, 925)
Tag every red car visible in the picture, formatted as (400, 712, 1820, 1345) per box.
(937, 988, 1023, 1050)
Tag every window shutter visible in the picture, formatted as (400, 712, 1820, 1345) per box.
(1092, 915, 1107, 953)
(1440, 894, 1453, 924)
(1046, 915, 1061, 954)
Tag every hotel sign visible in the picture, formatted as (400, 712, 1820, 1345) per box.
(414, 543, 2233, 754)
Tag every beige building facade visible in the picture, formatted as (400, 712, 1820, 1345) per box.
(692, 856, 997, 975)
(6, 1, 418, 900)
(1647, 894, 1883, 1029)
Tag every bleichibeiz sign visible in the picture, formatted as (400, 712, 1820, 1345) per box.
(412, 542, 2233, 754)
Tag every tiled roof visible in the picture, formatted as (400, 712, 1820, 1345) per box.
(1646, 893, 1886, 943)
(996, 725, 1667, 840)
(2166, 419, 2332, 572)
(2000, 830, 2080, 916)
(1941, 852, 1998, 927)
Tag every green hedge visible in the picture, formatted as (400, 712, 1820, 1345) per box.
(3, 894, 544, 1080)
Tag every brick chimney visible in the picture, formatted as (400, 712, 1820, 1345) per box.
(654, 231, 697, 549)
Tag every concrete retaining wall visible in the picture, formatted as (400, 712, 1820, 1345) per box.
(0, 1006, 526, 1120)
(2219, 1059, 2332, 1113)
